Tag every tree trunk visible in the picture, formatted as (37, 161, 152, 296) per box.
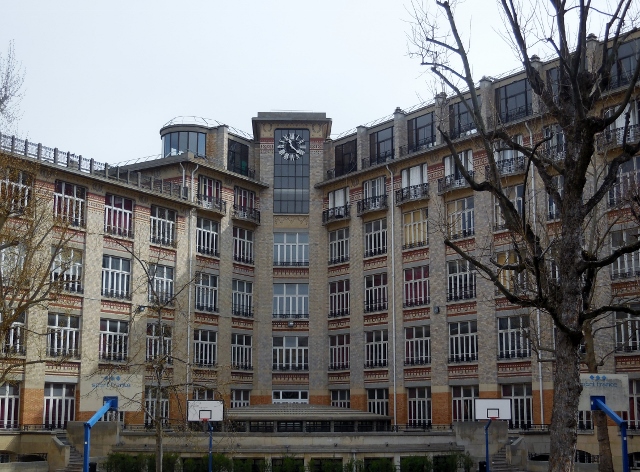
(155, 383, 163, 472)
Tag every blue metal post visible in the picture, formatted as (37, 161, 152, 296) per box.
(83, 399, 117, 472)
(591, 397, 629, 472)
(209, 421, 213, 472)
(484, 419, 492, 472)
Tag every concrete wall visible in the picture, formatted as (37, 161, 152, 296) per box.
(66, 421, 119, 459)
(0, 463, 48, 472)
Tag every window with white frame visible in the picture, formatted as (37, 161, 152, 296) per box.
(232, 279, 253, 317)
(233, 227, 254, 264)
(329, 227, 349, 264)
(447, 196, 474, 239)
(502, 384, 532, 429)
(452, 385, 478, 421)
(407, 387, 431, 427)
(405, 325, 430, 365)
(365, 329, 388, 368)
(0, 243, 24, 286)
(149, 264, 174, 305)
(498, 315, 530, 359)
(231, 389, 251, 408)
(403, 266, 430, 307)
(195, 273, 218, 312)
(443, 150, 473, 187)
(51, 247, 83, 293)
(329, 279, 350, 317)
(493, 135, 524, 174)
(150, 206, 176, 247)
(273, 232, 309, 266)
(494, 185, 524, 231)
(611, 229, 640, 279)
(99, 319, 128, 362)
(54, 181, 86, 227)
(364, 218, 387, 257)
(43, 383, 75, 429)
(144, 386, 169, 427)
(577, 410, 593, 431)
(370, 127, 394, 161)
(331, 390, 351, 408)
(329, 334, 350, 370)
(272, 390, 309, 404)
(449, 320, 478, 362)
(548, 175, 564, 220)
(362, 176, 386, 210)
(272, 336, 308, 371)
(328, 187, 350, 219)
(367, 388, 388, 415)
(273, 283, 309, 318)
(197, 217, 220, 257)
(0, 384, 19, 429)
(403, 209, 428, 250)
(0, 311, 24, 356)
(615, 310, 640, 352)
(193, 329, 217, 367)
(198, 176, 223, 210)
(447, 259, 476, 301)
(496, 250, 526, 294)
(231, 333, 252, 369)
(0, 169, 31, 213)
(100, 410, 125, 423)
(399, 164, 429, 201)
(101, 255, 131, 299)
(234, 186, 256, 213)
(193, 389, 217, 401)
(146, 324, 172, 364)
(364, 272, 388, 312)
(543, 125, 566, 160)
(627, 379, 640, 429)
(104, 194, 134, 238)
(47, 313, 79, 358)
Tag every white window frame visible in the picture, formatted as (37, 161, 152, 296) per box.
(494, 184, 524, 231)
(196, 217, 220, 257)
(0, 384, 19, 429)
(195, 272, 218, 312)
(230, 389, 251, 408)
(447, 196, 474, 239)
(234, 186, 256, 216)
(498, 315, 530, 359)
(149, 264, 174, 305)
(144, 386, 169, 427)
(364, 218, 387, 257)
(54, 181, 86, 227)
(329, 227, 350, 264)
(329, 334, 350, 370)
(363, 176, 386, 210)
(448, 320, 478, 362)
(273, 232, 309, 266)
(231, 333, 252, 370)
(444, 150, 473, 186)
(447, 259, 476, 301)
(43, 383, 75, 429)
(272, 390, 309, 404)
(329, 279, 350, 317)
(0, 170, 31, 213)
(400, 164, 429, 200)
(403, 265, 430, 307)
(616, 310, 640, 352)
(331, 390, 351, 408)
(193, 329, 217, 367)
(365, 329, 388, 368)
(47, 313, 80, 358)
(611, 228, 640, 279)
(232, 279, 253, 317)
(543, 124, 566, 160)
(233, 227, 254, 264)
(452, 385, 478, 422)
(496, 250, 526, 294)
(101, 255, 131, 300)
(272, 336, 308, 371)
(502, 384, 533, 429)
(405, 325, 430, 365)
(328, 187, 350, 218)
(198, 176, 222, 208)
(367, 388, 389, 416)
(408, 387, 431, 427)
(628, 379, 640, 429)
(272, 283, 309, 318)
(104, 194, 133, 238)
(493, 135, 524, 174)
(0, 311, 24, 356)
(146, 323, 172, 363)
(150, 205, 176, 247)
(99, 318, 129, 362)
(51, 247, 83, 293)
(403, 208, 428, 249)
(364, 272, 388, 313)
(548, 175, 564, 220)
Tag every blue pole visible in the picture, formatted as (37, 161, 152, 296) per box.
(83, 424, 91, 472)
(621, 422, 629, 472)
(209, 421, 213, 472)
(484, 419, 492, 472)
(591, 398, 630, 472)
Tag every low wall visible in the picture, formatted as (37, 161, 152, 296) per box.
(0, 463, 48, 472)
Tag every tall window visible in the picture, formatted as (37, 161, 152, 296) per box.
(365, 329, 388, 368)
(234, 186, 256, 214)
(326, 187, 350, 220)
(163, 131, 205, 157)
(0, 169, 31, 213)
(548, 175, 564, 220)
(51, 247, 83, 293)
(494, 185, 524, 231)
(403, 209, 428, 249)
(231, 333, 252, 369)
(452, 386, 479, 421)
(447, 196, 474, 239)
(99, 319, 128, 362)
(193, 329, 217, 367)
(272, 336, 308, 371)
(493, 135, 524, 174)
(498, 315, 530, 359)
(101, 256, 131, 299)
(364, 218, 387, 257)
(628, 379, 640, 429)
(231, 390, 251, 408)
(329, 334, 350, 370)
(232, 279, 253, 317)
(362, 177, 387, 211)
(610, 155, 640, 207)
(331, 390, 351, 408)
(149, 264, 174, 305)
(369, 127, 394, 163)
(364, 273, 388, 313)
(197, 217, 219, 257)
(54, 181, 86, 227)
(47, 313, 80, 358)
(407, 387, 431, 427)
(403, 266, 430, 307)
(144, 386, 169, 427)
(146, 324, 172, 363)
(334, 140, 357, 177)
(104, 194, 133, 238)
(449, 320, 478, 362)
(496, 78, 532, 123)
(274, 129, 310, 214)
(329, 228, 349, 264)
(405, 325, 430, 365)
(150, 206, 176, 247)
(329, 279, 350, 318)
(502, 384, 532, 429)
(198, 176, 223, 211)
(496, 251, 526, 294)
(233, 227, 254, 264)
(542, 125, 565, 160)
(447, 259, 476, 301)
(228, 139, 250, 176)
(367, 388, 389, 415)
(398, 164, 429, 202)
(43, 383, 75, 429)
(195, 273, 218, 312)
(611, 229, 640, 279)
(0, 243, 24, 286)
(0, 384, 19, 429)
(273, 232, 309, 266)
(408, 113, 435, 151)
(449, 100, 477, 138)
(610, 39, 640, 89)
(615, 310, 640, 352)
(272, 283, 309, 318)
(0, 312, 24, 355)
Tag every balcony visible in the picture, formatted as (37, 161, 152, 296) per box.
(596, 124, 640, 153)
(364, 299, 388, 313)
(328, 309, 350, 318)
(485, 155, 526, 178)
(328, 363, 350, 370)
(450, 123, 477, 140)
(328, 255, 349, 265)
(403, 297, 430, 308)
(364, 360, 388, 368)
(233, 254, 254, 265)
(448, 353, 478, 363)
(197, 195, 227, 216)
(361, 150, 394, 169)
(497, 350, 530, 360)
(46, 348, 80, 360)
(272, 364, 308, 371)
(232, 304, 253, 318)
(195, 303, 218, 313)
(227, 164, 255, 179)
(322, 205, 351, 225)
(494, 103, 533, 125)
(101, 289, 132, 301)
(608, 171, 640, 207)
(402, 240, 428, 251)
(404, 358, 431, 366)
(356, 195, 388, 216)
(232, 205, 260, 225)
(437, 172, 474, 194)
(399, 139, 436, 157)
(446, 288, 476, 302)
(326, 161, 357, 180)
(395, 183, 429, 205)
(364, 246, 387, 258)
(231, 363, 253, 370)
(449, 228, 475, 240)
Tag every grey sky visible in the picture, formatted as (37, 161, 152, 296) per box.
(3, 1, 535, 164)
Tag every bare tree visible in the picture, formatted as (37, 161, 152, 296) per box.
(0, 41, 24, 130)
(408, 2, 640, 471)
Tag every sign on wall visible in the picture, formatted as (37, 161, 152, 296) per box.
(79, 372, 143, 412)
(579, 373, 629, 411)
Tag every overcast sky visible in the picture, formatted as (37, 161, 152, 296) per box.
(2, 1, 565, 164)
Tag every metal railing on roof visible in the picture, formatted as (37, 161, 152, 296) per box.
(163, 116, 253, 139)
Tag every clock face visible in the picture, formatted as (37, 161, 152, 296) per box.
(277, 133, 306, 160)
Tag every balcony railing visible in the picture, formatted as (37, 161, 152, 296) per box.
(272, 364, 309, 371)
(437, 172, 474, 194)
(450, 123, 477, 139)
(361, 150, 395, 169)
(446, 288, 476, 302)
(233, 254, 254, 265)
(449, 228, 475, 240)
(53, 193, 85, 227)
(328, 255, 349, 265)
(356, 195, 388, 216)
(328, 309, 350, 318)
(322, 205, 350, 225)
(597, 124, 640, 152)
(402, 240, 428, 250)
(272, 313, 310, 319)
(197, 195, 227, 215)
(485, 155, 526, 178)
(328, 363, 350, 370)
(608, 170, 640, 207)
(403, 297, 430, 308)
(231, 363, 253, 370)
(399, 139, 436, 157)
(496, 103, 533, 124)
(448, 353, 478, 363)
(232, 304, 254, 318)
(611, 268, 640, 280)
(364, 247, 387, 258)
(195, 303, 218, 313)
(101, 288, 132, 300)
(404, 358, 431, 366)
(326, 161, 357, 180)
(232, 205, 261, 224)
(540, 143, 566, 161)
(364, 360, 388, 368)
(227, 164, 255, 179)
(497, 350, 530, 360)
(395, 183, 429, 205)
(364, 300, 388, 313)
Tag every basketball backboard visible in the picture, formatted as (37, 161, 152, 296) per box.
(188, 400, 224, 422)
(475, 399, 511, 420)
